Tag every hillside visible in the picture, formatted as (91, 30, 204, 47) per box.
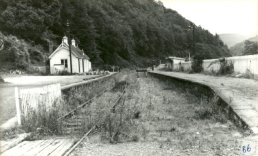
(229, 35, 258, 56)
(0, 0, 230, 70)
(218, 33, 250, 48)
(0, 31, 47, 71)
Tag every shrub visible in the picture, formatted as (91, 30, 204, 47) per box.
(217, 58, 234, 75)
(0, 76, 4, 83)
(191, 57, 203, 73)
(58, 70, 71, 75)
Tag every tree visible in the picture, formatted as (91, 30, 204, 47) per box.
(243, 40, 258, 55)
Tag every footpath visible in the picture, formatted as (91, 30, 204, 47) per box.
(150, 71, 258, 134)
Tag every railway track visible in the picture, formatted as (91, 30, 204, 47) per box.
(62, 83, 128, 156)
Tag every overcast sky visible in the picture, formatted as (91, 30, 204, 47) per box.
(160, 0, 258, 37)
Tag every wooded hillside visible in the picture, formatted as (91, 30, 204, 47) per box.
(0, 0, 230, 69)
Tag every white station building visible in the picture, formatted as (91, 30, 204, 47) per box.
(49, 36, 91, 74)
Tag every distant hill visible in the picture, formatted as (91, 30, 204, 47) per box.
(0, 0, 230, 70)
(219, 34, 250, 48)
(229, 35, 258, 56)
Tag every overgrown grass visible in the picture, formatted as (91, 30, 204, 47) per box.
(84, 72, 142, 143)
(18, 73, 118, 138)
(136, 75, 242, 155)
(21, 99, 62, 135)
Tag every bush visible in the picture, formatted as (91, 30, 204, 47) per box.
(217, 58, 234, 75)
(0, 76, 4, 83)
(191, 57, 203, 73)
(58, 70, 71, 75)
(179, 63, 184, 72)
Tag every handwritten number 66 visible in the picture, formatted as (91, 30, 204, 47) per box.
(242, 144, 251, 153)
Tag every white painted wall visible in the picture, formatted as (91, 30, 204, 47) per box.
(202, 59, 221, 73)
(50, 48, 92, 74)
(71, 55, 79, 73)
(84, 59, 91, 72)
(172, 54, 258, 76)
(202, 55, 258, 75)
(79, 59, 83, 73)
(50, 49, 70, 74)
(88, 60, 92, 71)
(83, 59, 87, 72)
(173, 62, 191, 71)
(227, 55, 258, 75)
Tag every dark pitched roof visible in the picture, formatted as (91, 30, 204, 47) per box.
(49, 40, 90, 60)
(70, 45, 90, 60)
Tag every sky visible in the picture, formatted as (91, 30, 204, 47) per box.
(160, 0, 258, 37)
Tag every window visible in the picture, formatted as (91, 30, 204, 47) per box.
(61, 59, 68, 68)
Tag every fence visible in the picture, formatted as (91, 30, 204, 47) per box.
(15, 84, 61, 126)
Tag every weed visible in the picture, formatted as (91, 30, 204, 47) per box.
(131, 135, 140, 142)
(241, 69, 255, 79)
(133, 111, 141, 119)
(21, 99, 62, 134)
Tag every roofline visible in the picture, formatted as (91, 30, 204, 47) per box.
(48, 43, 90, 60)
(167, 56, 185, 60)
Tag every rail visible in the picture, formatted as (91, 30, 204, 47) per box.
(62, 84, 128, 156)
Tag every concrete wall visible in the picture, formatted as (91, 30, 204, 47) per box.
(171, 54, 258, 76)
(202, 59, 221, 73)
(227, 55, 258, 75)
(173, 62, 192, 72)
(202, 55, 258, 75)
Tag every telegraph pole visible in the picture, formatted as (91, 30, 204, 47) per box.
(192, 23, 195, 56)
(67, 20, 73, 73)
(186, 23, 195, 60)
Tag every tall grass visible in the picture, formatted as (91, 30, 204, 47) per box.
(22, 99, 62, 137)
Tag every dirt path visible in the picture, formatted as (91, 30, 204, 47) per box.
(70, 73, 252, 156)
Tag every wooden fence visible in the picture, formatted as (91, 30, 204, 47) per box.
(15, 83, 61, 126)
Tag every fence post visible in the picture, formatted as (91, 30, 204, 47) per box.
(15, 87, 21, 126)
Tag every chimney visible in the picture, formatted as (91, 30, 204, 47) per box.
(72, 38, 76, 47)
(62, 36, 68, 45)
